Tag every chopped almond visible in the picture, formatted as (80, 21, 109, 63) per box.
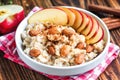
(76, 42, 84, 49)
(74, 54, 84, 64)
(86, 45, 94, 53)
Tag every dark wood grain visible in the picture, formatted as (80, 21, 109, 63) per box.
(0, 0, 120, 80)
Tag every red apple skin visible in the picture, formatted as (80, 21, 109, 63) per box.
(85, 17, 99, 40)
(69, 8, 83, 30)
(81, 16, 93, 36)
(88, 21, 100, 39)
(0, 17, 18, 34)
(0, 10, 25, 34)
(77, 11, 89, 33)
(86, 25, 104, 44)
(56, 7, 75, 26)
(96, 26, 104, 43)
(76, 11, 83, 29)
(15, 10, 25, 23)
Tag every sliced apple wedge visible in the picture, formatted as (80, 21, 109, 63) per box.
(86, 26, 104, 44)
(85, 17, 99, 40)
(0, 5, 24, 34)
(28, 8, 68, 25)
(57, 7, 76, 26)
(77, 12, 89, 33)
(81, 16, 93, 36)
(69, 8, 82, 30)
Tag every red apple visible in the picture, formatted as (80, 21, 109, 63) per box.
(0, 5, 25, 34)
(28, 8, 68, 25)
(57, 7, 76, 26)
(69, 8, 83, 30)
(85, 17, 99, 40)
(77, 11, 89, 33)
(86, 25, 104, 44)
(81, 16, 93, 36)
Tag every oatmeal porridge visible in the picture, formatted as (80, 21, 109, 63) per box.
(21, 23, 105, 67)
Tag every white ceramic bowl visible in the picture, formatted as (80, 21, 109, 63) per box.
(15, 6, 110, 76)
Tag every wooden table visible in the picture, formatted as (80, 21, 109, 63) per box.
(0, 0, 120, 80)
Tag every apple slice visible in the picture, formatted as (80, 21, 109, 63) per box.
(28, 8, 68, 25)
(0, 5, 24, 34)
(81, 16, 93, 36)
(77, 11, 89, 33)
(69, 8, 82, 30)
(86, 26, 104, 44)
(85, 17, 99, 40)
(57, 7, 76, 26)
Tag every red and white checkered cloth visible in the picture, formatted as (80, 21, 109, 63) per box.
(0, 7, 120, 80)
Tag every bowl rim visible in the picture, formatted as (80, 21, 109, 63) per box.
(15, 6, 110, 70)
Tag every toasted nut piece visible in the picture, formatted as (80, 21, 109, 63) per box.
(60, 45, 70, 57)
(86, 45, 94, 53)
(29, 49, 41, 57)
(48, 27, 60, 34)
(76, 42, 84, 49)
(74, 53, 84, 64)
(47, 46, 55, 55)
(47, 34, 61, 41)
(29, 29, 41, 36)
(62, 28, 75, 36)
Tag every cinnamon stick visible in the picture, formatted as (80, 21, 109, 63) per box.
(88, 4, 120, 17)
(102, 18, 120, 24)
(102, 17, 120, 30)
(106, 21, 120, 30)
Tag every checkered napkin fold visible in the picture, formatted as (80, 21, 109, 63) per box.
(0, 7, 120, 80)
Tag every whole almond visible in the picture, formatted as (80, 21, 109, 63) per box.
(29, 49, 41, 57)
(47, 46, 55, 55)
(60, 45, 70, 57)
(29, 29, 41, 36)
(62, 28, 75, 36)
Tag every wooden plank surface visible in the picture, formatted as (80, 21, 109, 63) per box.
(0, 0, 120, 80)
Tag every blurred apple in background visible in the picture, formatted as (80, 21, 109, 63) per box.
(0, 5, 24, 34)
